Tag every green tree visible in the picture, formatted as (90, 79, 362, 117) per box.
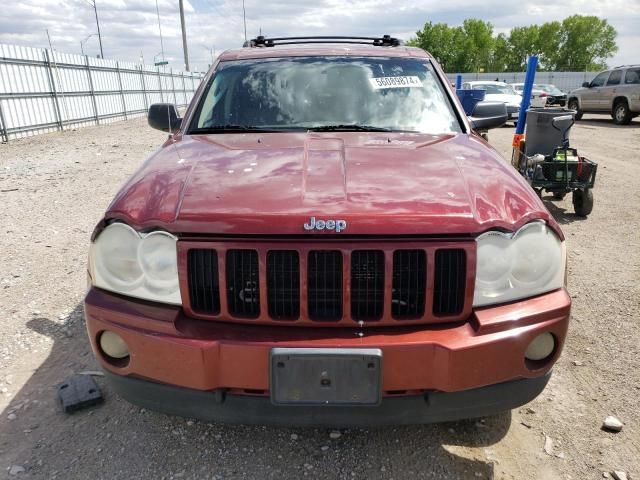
(407, 22, 468, 72)
(461, 19, 495, 73)
(536, 21, 562, 70)
(507, 25, 540, 71)
(555, 15, 618, 71)
(488, 33, 511, 72)
(408, 15, 618, 73)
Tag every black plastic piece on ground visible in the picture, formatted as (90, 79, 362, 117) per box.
(245, 35, 402, 48)
(58, 374, 104, 413)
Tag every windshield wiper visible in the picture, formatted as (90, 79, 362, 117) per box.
(307, 124, 394, 132)
(190, 124, 281, 133)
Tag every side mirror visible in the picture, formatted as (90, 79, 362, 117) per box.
(468, 101, 508, 130)
(582, 82, 591, 88)
(148, 103, 181, 132)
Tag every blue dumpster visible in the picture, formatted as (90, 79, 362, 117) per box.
(456, 89, 486, 115)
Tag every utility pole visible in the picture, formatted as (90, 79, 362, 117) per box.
(155, 0, 165, 62)
(242, 0, 247, 42)
(84, 0, 104, 58)
(179, 0, 189, 71)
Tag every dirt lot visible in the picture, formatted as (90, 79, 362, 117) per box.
(0, 115, 638, 480)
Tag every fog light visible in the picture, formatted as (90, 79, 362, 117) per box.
(525, 332, 555, 361)
(99, 331, 129, 359)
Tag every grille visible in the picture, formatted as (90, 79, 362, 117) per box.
(433, 249, 466, 316)
(267, 250, 300, 320)
(226, 249, 260, 318)
(187, 249, 221, 314)
(350, 250, 385, 321)
(183, 242, 470, 325)
(307, 250, 343, 321)
(392, 249, 427, 319)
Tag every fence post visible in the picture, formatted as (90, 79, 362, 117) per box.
(170, 68, 177, 105)
(140, 65, 149, 112)
(0, 98, 8, 143)
(85, 55, 100, 126)
(116, 61, 128, 120)
(181, 72, 186, 106)
(157, 67, 164, 103)
(44, 49, 64, 131)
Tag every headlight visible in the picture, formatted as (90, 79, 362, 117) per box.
(474, 221, 565, 307)
(89, 223, 181, 305)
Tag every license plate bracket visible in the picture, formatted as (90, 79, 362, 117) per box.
(270, 348, 382, 406)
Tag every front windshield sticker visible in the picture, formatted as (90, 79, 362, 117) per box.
(369, 76, 422, 90)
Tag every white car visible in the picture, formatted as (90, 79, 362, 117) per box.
(463, 81, 522, 121)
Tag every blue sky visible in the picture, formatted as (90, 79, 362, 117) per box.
(1, 0, 637, 72)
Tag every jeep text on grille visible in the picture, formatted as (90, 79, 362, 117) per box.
(303, 217, 347, 233)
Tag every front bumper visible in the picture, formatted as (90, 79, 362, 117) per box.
(506, 105, 520, 119)
(104, 369, 551, 426)
(85, 287, 570, 423)
(549, 95, 567, 106)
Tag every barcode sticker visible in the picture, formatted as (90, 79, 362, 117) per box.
(369, 76, 422, 89)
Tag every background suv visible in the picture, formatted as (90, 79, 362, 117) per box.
(568, 65, 640, 125)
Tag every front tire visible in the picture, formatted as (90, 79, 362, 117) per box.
(612, 100, 632, 125)
(568, 99, 583, 120)
(573, 189, 594, 216)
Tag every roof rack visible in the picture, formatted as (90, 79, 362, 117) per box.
(243, 35, 403, 48)
(614, 64, 640, 69)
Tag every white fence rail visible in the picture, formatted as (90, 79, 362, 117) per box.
(446, 71, 599, 93)
(0, 43, 205, 142)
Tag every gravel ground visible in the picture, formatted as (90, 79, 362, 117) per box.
(0, 114, 638, 480)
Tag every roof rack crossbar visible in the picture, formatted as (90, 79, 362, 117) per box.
(244, 35, 403, 48)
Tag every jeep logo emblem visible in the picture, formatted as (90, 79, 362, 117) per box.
(303, 217, 347, 233)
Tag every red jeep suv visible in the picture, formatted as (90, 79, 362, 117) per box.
(84, 36, 570, 426)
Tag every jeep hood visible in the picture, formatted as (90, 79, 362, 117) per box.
(106, 132, 558, 237)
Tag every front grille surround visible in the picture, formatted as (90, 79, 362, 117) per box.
(178, 240, 475, 327)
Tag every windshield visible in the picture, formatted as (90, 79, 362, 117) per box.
(473, 83, 517, 95)
(191, 56, 461, 134)
(536, 84, 563, 95)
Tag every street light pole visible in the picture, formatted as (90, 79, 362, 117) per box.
(179, 0, 190, 71)
(242, 0, 247, 42)
(93, 1, 104, 58)
(81, 33, 99, 57)
(84, 0, 104, 58)
(155, 0, 165, 63)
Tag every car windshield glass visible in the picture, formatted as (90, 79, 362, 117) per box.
(537, 84, 563, 95)
(191, 56, 461, 134)
(474, 84, 517, 95)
